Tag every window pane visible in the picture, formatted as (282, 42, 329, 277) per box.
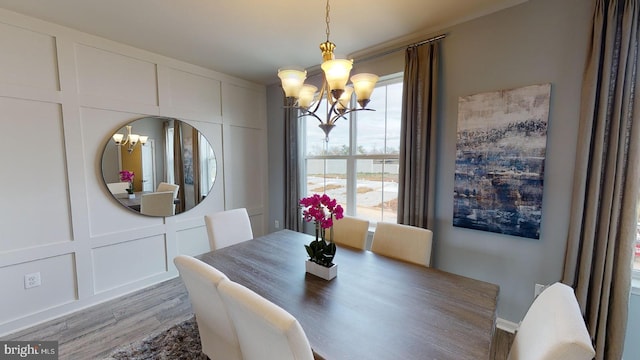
(306, 159, 348, 211)
(381, 159, 400, 223)
(385, 82, 403, 155)
(355, 82, 403, 155)
(356, 86, 387, 155)
(356, 159, 399, 224)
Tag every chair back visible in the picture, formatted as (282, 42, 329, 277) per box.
(157, 182, 180, 198)
(507, 282, 595, 360)
(218, 280, 314, 360)
(140, 191, 175, 216)
(370, 222, 433, 266)
(327, 215, 369, 250)
(205, 208, 253, 250)
(106, 182, 130, 194)
(173, 255, 242, 360)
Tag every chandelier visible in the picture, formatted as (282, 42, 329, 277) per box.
(277, 0, 378, 140)
(112, 125, 148, 153)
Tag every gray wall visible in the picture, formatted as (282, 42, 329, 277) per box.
(267, 85, 286, 233)
(267, 0, 594, 324)
(624, 291, 640, 359)
(434, 0, 592, 322)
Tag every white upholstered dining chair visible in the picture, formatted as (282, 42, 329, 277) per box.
(173, 255, 243, 360)
(507, 282, 595, 360)
(140, 191, 175, 216)
(370, 222, 433, 266)
(205, 208, 253, 250)
(156, 182, 179, 198)
(106, 182, 130, 195)
(218, 280, 315, 360)
(327, 215, 369, 250)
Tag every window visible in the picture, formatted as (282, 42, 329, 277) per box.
(301, 75, 403, 226)
(199, 133, 217, 197)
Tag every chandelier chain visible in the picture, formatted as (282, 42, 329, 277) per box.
(325, 0, 331, 42)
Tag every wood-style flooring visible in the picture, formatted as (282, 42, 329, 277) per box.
(1, 276, 514, 359)
(1, 278, 193, 359)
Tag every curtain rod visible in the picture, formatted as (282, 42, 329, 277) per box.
(354, 33, 447, 63)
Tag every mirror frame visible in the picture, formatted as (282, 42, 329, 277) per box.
(101, 116, 217, 216)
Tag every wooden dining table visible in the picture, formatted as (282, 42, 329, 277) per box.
(198, 229, 499, 360)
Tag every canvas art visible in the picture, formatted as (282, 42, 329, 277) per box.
(453, 83, 551, 239)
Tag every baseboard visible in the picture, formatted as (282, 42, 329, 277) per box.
(497, 317, 519, 333)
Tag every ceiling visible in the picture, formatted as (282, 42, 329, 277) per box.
(0, 0, 526, 85)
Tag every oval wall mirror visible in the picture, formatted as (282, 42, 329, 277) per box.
(101, 116, 217, 216)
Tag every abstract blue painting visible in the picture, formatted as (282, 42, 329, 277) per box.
(453, 83, 551, 239)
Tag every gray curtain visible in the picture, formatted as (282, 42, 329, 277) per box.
(397, 41, 439, 229)
(173, 120, 186, 213)
(284, 98, 301, 231)
(562, 1, 639, 359)
(192, 127, 201, 204)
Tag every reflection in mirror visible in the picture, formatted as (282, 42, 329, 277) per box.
(102, 116, 216, 216)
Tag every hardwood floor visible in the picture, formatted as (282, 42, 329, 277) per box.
(1, 276, 515, 359)
(1, 277, 193, 359)
(492, 325, 516, 360)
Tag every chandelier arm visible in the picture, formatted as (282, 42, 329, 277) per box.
(316, 79, 331, 110)
(298, 110, 324, 124)
(300, 79, 329, 118)
(326, 99, 342, 124)
(329, 107, 375, 124)
(308, 100, 321, 115)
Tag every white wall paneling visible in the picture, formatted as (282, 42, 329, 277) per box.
(0, 254, 76, 325)
(222, 82, 265, 129)
(175, 225, 210, 258)
(0, 21, 59, 91)
(0, 97, 70, 252)
(223, 124, 268, 237)
(75, 44, 159, 109)
(91, 235, 167, 293)
(0, 8, 267, 336)
(158, 66, 222, 122)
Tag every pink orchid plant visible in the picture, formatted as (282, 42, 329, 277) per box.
(119, 170, 135, 194)
(300, 193, 344, 229)
(300, 193, 344, 267)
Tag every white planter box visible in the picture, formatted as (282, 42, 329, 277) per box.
(305, 260, 337, 280)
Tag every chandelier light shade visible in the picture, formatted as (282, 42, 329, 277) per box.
(350, 73, 379, 108)
(278, 0, 378, 140)
(112, 125, 148, 153)
(277, 69, 307, 98)
(321, 59, 353, 94)
(298, 84, 318, 109)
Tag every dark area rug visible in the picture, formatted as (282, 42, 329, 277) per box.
(105, 316, 208, 359)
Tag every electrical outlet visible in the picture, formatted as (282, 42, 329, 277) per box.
(24, 272, 41, 289)
(274, 220, 280, 229)
(534, 283, 546, 298)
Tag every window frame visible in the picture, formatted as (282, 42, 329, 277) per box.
(300, 73, 403, 224)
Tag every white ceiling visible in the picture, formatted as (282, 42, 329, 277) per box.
(0, 0, 526, 85)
